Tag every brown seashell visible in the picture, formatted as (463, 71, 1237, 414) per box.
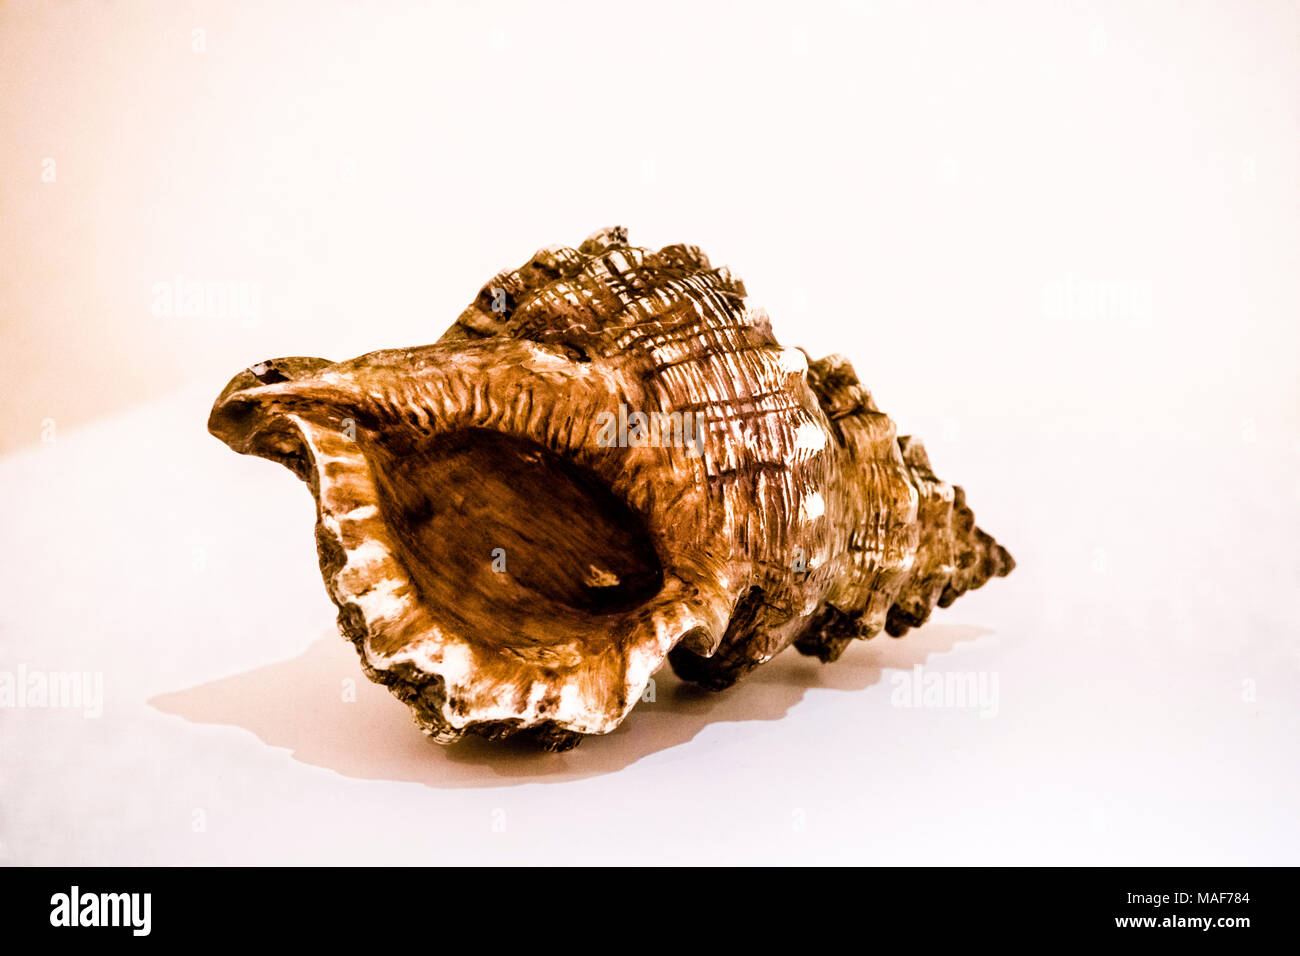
(208, 227, 1014, 750)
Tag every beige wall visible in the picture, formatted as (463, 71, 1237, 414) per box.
(3, 0, 1298, 454)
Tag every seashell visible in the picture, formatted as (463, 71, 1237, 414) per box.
(209, 227, 1014, 750)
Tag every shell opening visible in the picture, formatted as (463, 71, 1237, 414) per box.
(368, 427, 664, 646)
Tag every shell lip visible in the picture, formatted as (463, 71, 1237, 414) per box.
(208, 354, 738, 740)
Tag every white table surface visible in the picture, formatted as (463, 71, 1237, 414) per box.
(2, 377, 1296, 866)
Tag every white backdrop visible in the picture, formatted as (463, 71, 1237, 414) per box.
(2, 0, 1297, 864)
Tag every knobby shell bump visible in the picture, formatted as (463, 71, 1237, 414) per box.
(208, 227, 1015, 751)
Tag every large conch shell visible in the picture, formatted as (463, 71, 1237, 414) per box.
(209, 227, 1014, 750)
